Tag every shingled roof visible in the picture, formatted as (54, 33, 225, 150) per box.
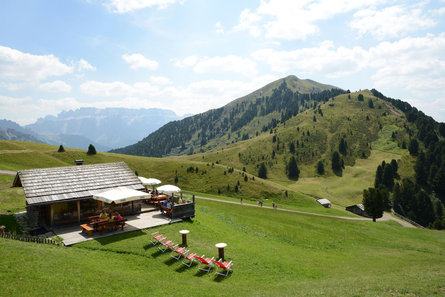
(13, 162, 144, 206)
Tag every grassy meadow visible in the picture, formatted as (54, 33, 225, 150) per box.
(0, 138, 444, 296)
(0, 140, 356, 216)
(1, 198, 444, 296)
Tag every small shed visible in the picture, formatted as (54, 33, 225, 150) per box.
(345, 204, 370, 217)
(317, 198, 331, 208)
(13, 162, 145, 227)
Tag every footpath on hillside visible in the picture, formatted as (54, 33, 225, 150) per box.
(191, 195, 416, 228)
(0, 170, 16, 176)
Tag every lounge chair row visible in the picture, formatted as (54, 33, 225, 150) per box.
(150, 231, 233, 277)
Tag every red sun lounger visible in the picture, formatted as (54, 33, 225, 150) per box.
(150, 232, 166, 246)
(213, 259, 233, 277)
(195, 255, 214, 272)
(158, 240, 175, 253)
(171, 247, 188, 260)
(182, 253, 197, 267)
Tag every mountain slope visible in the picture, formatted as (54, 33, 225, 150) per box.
(113, 75, 343, 157)
(26, 107, 181, 149)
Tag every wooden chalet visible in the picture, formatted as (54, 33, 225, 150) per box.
(345, 204, 370, 217)
(13, 162, 145, 227)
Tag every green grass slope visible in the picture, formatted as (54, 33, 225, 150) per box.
(1, 198, 444, 296)
(0, 140, 349, 217)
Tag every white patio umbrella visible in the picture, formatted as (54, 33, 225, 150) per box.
(157, 184, 181, 195)
(138, 177, 161, 186)
(93, 187, 150, 204)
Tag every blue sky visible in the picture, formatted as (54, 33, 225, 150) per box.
(1, 0, 444, 125)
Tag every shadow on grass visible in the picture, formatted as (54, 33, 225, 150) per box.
(213, 272, 232, 282)
(175, 262, 196, 273)
(143, 243, 155, 250)
(95, 229, 146, 246)
(164, 257, 178, 266)
(193, 269, 210, 277)
(151, 249, 164, 258)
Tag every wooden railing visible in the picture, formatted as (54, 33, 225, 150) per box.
(391, 210, 424, 229)
(0, 231, 61, 245)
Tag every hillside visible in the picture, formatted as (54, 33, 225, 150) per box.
(1, 199, 444, 296)
(0, 140, 349, 216)
(26, 107, 181, 149)
(112, 75, 343, 157)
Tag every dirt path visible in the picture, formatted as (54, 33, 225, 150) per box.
(193, 195, 416, 228)
(0, 170, 16, 176)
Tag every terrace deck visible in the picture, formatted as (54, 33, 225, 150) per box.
(53, 211, 181, 246)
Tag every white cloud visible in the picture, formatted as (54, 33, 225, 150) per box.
(149, 76, 172, 85)
(233, 8, 262, 37)
(77, 59, 96, 71)
(350, 5, 436, 39)
(253, 33, 445, 82)
(77, 75, 277, 117)
(252, 41, 368, 77)
(80, 80, 161, 97)
(106, 0, 185, 13)
(215, 22, 224, 34)
(122, 53, 158, 70)
(172, 55, 198, 68)
(234, 0, 387, 40)
(193, 55, 258, 76)
(38, 80, 72, 93)
(0, 46, 73, 82)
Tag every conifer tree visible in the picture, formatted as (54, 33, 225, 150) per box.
(317, 160, 325, 175)
(58, 145, 65, 152)
(87, 144, 97, 155)
(339, 138, 348, 155)
(287, 156, 300, 179)
(258, 163, 267, 179)
(331, 151, 342, 175)
(408, 139, 419, 156)
(363, 187, 384, 222)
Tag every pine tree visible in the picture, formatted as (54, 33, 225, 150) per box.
(339, 138, 348, 155)
(258, 163, 267, 179)
(87, 144, 97, 155)
(363, 187, 384, 222)
(374, 165, 383, 188)
(331, 151, 342, 175)
(382, 164, 394, 190)
(358, 94, 364, 101)
(287, 156, 300, 179)
(317, 160, 325, 175)
(390, 159, 398, 175)
(58, 145, 65, 152)
(415, 151, 427, 185)
(289, 142, 295, 154)
(368, 99, 374, 108)
(408, 139, 419, 156)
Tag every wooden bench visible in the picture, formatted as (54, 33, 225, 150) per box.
(80, 224, 94, 237)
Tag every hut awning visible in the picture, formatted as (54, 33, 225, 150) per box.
(93, 187, 150, 204)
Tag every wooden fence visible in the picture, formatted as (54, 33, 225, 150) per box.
(392, 210, 425, 229)
(0, 231, 61, 245)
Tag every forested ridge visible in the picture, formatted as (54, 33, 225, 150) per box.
(368, 89, 445, 229)
(112, 76, 344, 157)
